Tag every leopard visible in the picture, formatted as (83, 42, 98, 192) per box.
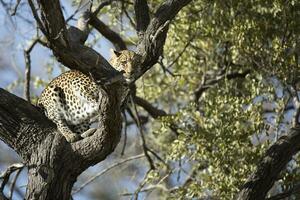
(37, 50, 142, 142)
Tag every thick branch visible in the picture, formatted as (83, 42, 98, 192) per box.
(133, 96, 179, 135)
(195, 69, 250, 102)
(32, 0, 193, 83)
(237, 126, 300, 200)
(29, 0, 121, 82)
(134, 0, 150, 37)
(88, 14, 127, 51)
(134, 96, 167, 118)
(136, 0, 193, 79)
(37, 0, 69, 46)
(0, 88, 55, 157)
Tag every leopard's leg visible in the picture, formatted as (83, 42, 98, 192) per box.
(55, 119, 82, 142)
(81, 127, 97, 138)
(72, 122, 97, 138)
(47, 87, 82, 142)
(72, 122, 90, 134)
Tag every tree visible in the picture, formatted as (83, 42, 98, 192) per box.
(1, 0, 300, 200)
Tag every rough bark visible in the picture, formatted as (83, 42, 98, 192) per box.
(237, 126, 300, 200)
(0, 84, 122, 199)
(134, 0, 150, 38)
(33, 0, 121, 82)
(136, 0, 192, 78)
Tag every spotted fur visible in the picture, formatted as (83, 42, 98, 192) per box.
(38, 50, 142, 142)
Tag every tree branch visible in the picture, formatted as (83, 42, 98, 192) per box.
(8, 166, 23, 200)
(24, 38, 45, 103)
(136, 0, 193, 79)
(88, 14, 127, 51)
(10, 0, 21, 16)
(134, 0, 150, 38)
(195, 69, 250, 102)
(0, 163, 25, 192)
(0, 88, 54, 156)
(29, 0, 121, 82)
(92, 0, 113, 17)
(37, 0, 69, 47)
(237, 126, 300, 199)
(266, 182, 300, 200)
(134, 96, 167, 118)
(133, 96, 179, 135)
(72, 154, 144, 194)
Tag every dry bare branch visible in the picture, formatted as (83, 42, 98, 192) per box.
(72, 154, 144, 194)
(0, 163, 24, 198)
(195, 69, 251, 102)
(24, 38, 44, 103)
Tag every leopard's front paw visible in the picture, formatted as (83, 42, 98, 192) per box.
(81, 128, 97, 138)
(65, 133, 82, 143)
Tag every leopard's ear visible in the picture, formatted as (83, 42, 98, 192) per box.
(111, 49, 122, 57)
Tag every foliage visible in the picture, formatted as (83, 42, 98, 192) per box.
(135, 0, 300, 199)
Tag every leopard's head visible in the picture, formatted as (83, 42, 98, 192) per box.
(109, 50, 142, 82)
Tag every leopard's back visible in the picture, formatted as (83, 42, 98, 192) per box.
(38, 70, 99, 125)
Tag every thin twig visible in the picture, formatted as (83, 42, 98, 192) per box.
(177, 159, 182, 182)
(72, 154, 145, 194)
(0, 0, 15, 26)
(167, 34, 195, 69)
(134, 96, 179, 135)
(27, 0, 47, 36)
(8, 167, 22, 200)
(133, 168, 151, 200)
(121, 110, 128, 156)
(24, 38, 43, 103)
(123, 9, 136, 28)
(122, 169, 172, 197)
(66, 0, 89, 22)
(195, 69, 251, 102)
(92, 0, 113, 16)
(10, 0, 21, 16)
(158, 57, 177, 77)
(129, 96, 155, 169)
(0, 163, 24, 192)
(146, 147, 168, 168)
(0, 0, 32, 24)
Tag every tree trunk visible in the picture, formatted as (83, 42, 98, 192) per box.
(0, 86, 122, 200)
